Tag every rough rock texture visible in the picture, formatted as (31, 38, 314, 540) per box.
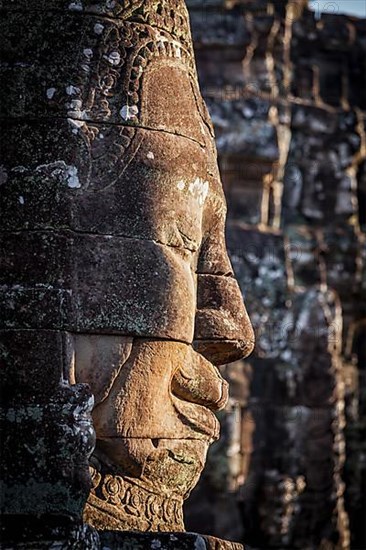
(0, 330, 97, 546)
(1, 527, 244, 550)
(0, 0, 254, 540)
(99, 531, 245, 549)
(1, 520, 100, 550)
(185, 1, 366, 548)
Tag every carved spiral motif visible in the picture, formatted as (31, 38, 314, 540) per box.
(101, 474, 126, 504)
(89, 465, 102, 489)
(88, 465, 184, 530)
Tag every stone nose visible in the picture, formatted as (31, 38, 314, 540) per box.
(194, 274, 255, 366)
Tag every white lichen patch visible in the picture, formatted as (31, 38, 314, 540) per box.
(120, 104, 138, 121)
(65, 166, 81, 188)
(157, 33, 181, 49)
(104, 51, 121, 65)
(66, 85, 80, 96)
(147, 151, 154, 160)
(173, 44, 182, 58)
(188, 177, 209, 206)
(35, 161, 81, 189)
(94, 23, 104, 35)
(11, 166, 27, 173)
(68, 99, 82, 110)
(157, 39, 166, 51)
(68, 0, 83, 10)
(66, 99, 85, 120)
(67, 117, 85, 133)
(83, 48, 93, 59)
(46, 87, 56, 99)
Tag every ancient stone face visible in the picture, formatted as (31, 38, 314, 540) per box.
(78, 338, 228, 530)
(0, 0, 254, 532)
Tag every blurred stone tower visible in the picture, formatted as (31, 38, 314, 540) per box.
(185, 1, 366, 548)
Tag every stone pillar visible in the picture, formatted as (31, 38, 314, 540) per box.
(0, 332, 97, 547)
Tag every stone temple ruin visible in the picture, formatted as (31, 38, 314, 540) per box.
(0, 0, 365, 549)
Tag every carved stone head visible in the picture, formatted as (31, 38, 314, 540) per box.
(1, 0, 254, 532)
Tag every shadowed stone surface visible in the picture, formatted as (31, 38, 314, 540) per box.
(0, 526, 244, 549)
(0, 330, 97, 547)
(99, 531, 245, 549)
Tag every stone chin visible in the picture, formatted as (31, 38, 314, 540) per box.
(92, 437, 211, 498)
(74, 337, 230, 531)
(84, 426, 215, 532)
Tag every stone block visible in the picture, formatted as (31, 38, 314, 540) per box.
(99, 531, 244, 549)
(227, 225, 289, 358)
(206, 98, 279, 161)
(72, 235, 197, 340)
(0, 384, 95, 518)
(284, 226, 321, 288)
(0, 286, 71, 330)
(0, 330, 65, 403)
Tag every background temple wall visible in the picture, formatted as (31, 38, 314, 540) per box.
(184, 1, 366, 548)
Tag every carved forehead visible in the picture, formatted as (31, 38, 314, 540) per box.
(91, 0, 191, 46)
(2, 0, 210, 140)
(94, 0, 190, 20)
(4, 0, 191, 44)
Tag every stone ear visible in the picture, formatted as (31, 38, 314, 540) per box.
(73, 335, 133, 406)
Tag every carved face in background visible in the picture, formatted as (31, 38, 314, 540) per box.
(1, 0, 254, 532)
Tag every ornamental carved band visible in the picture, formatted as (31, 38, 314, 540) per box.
(0, 0, 254, 532)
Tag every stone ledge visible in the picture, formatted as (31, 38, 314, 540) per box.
(0, 521, 244, 550)
(99, 531, 244, 550)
